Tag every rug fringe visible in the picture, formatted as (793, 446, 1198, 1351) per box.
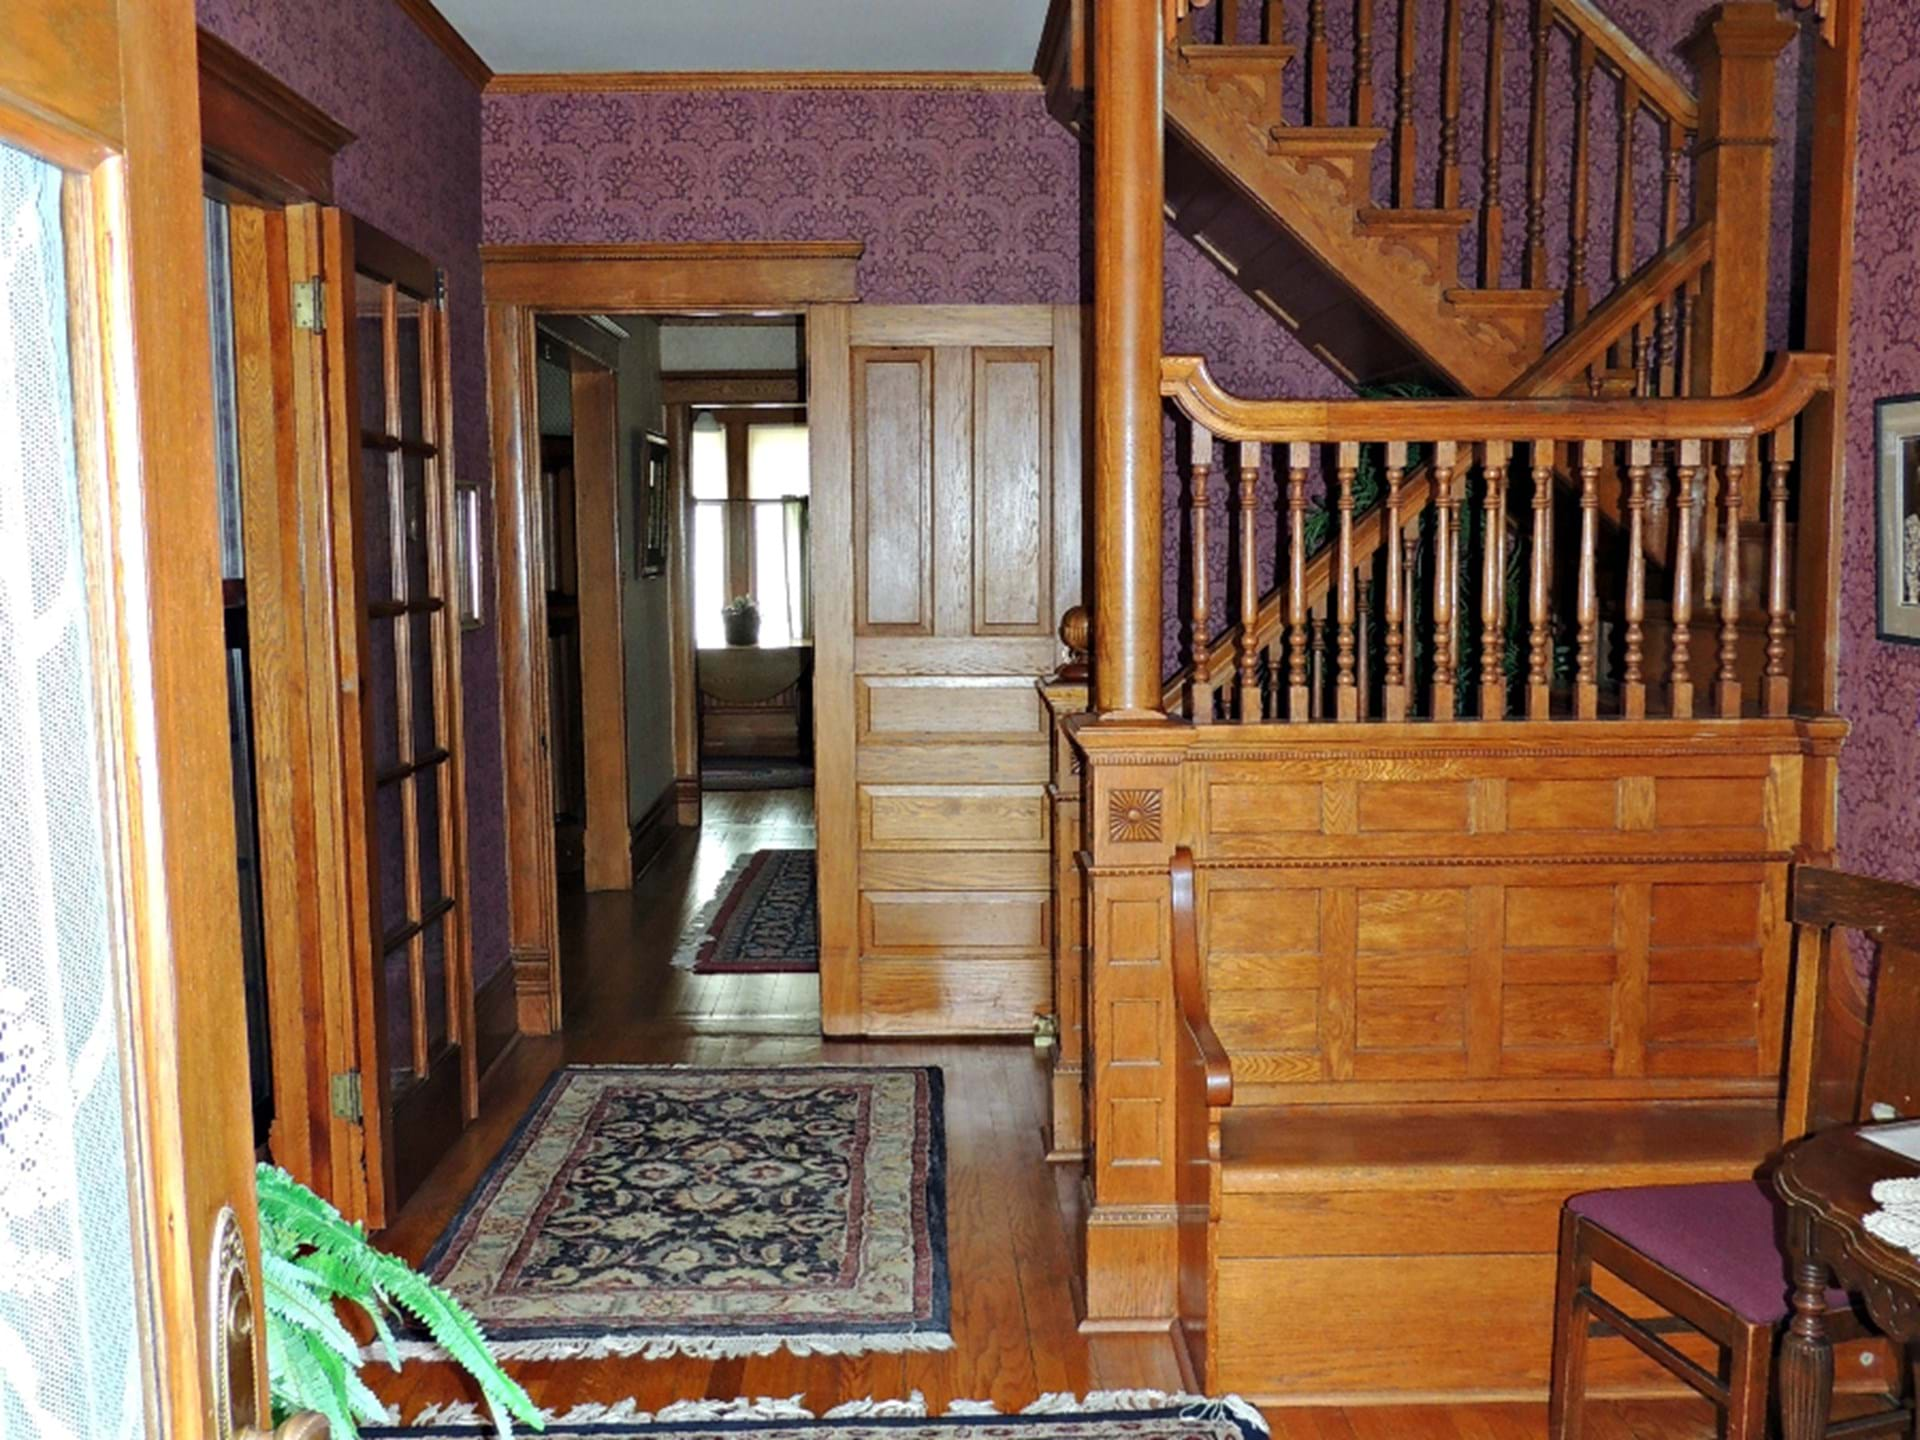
(668, 852, 757, 969)
(399, 1387, 1268, 1434)
(382, 1328, 955, 1364)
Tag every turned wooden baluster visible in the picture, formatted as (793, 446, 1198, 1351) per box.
(1523, 0, 1552, 288)
(1335, 441, 1360, 720)
(1480, 0, 1507, 286)
(1187, 422, 1215, 723)
(1657, 119, 1688, 395)
(1527, 438, 1554, 720)
(1610, 79, 1641, 369)
(1357, 578, 1374, 721)
(1575, 439, 1601, 719)
(1308, 0, 1330, 125)
(1716, 437, 1747, 718)
(1401, 529, 1420, 718)
(1431, 441, 1460, 719)
(1766, 424, 1794, 717)
(1236, 442, 1262, 720)
(1438, 0, 1465, 208)
(1677, 276, 1700, 396)
(1479, 441, 1511, 719)
(1308, 609, 1325, 719)
(1287, 442, 1312, 721)
(1354, 0, 1376, 125)
(1567, 37, 1597, 326)
(1394, 0, 1419, 207)
(1383, 440, 1410, 720)
(1623, 439, 1651, 719)
(1219, 0, 1243, 43)
(1670, 439, 1701, 719)
(1265, 0, 1285, 43)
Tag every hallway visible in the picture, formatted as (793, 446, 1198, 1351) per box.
(371, 794, 1731, 1437)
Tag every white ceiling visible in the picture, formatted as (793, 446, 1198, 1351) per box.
(440, 0, 1053, 75)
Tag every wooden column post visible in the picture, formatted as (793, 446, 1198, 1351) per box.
(1092, 0, 1167, 718)
(1793, 0, 1862, 715)
(1687, 2, 1796, 397)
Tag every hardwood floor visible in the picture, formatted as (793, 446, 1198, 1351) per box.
(371, 787, 1730, 1436)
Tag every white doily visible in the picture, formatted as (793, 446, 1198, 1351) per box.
(1862, 1177, 1920, 1256)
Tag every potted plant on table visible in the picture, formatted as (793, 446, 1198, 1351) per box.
(722, 594, 761, 646)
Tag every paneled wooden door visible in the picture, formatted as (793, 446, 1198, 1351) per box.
(811, 306, 1083, 1035)
(322, 211, 475, 1219)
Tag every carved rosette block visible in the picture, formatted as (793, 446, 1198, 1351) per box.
(1108, 788, 1164, 844)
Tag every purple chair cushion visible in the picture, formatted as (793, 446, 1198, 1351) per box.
(1568, 1179, 1850, 1325)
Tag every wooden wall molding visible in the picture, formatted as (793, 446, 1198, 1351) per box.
(197, 27, 354, 203)
(482, 243, 863, 310)
(662, 370, 804, 407)
(629, 779, 678, 879)
(393, 0, 493, 90)
(486, 70, 1044, 95)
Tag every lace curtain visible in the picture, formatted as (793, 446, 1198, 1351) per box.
(0, 140, 145, 1440)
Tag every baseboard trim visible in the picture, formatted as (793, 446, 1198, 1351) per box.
(674, 773, 702, 826)
(630, 780, 678, 880)
(474, 962, 520, 1081)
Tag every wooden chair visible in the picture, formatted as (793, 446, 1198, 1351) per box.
(1549, 865, 1920, 1439)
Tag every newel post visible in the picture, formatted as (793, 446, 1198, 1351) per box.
(1091, 0, 1166, 717)
(1687, 2, 1796, 397)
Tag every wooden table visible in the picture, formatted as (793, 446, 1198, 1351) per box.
(1774, 1126, 1920, 1440)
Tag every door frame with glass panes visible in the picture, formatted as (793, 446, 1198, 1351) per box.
(0, 0, 316, 1432)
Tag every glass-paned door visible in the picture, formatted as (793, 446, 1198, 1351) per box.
(0, 135, 145, 1440)
(348, 226, 470, 1203)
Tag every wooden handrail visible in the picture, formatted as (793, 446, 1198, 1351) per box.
(1163, 350, 1832, 444)
(1548, 0, 1698, 129)
(1170, 847, 1233, 1109)
(1507, 220, 1716, 396)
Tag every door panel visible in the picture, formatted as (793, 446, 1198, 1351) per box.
(819, 305, 1082, 1035)
(0, 0, 296, 1430)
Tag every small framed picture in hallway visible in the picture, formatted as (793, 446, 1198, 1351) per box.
(639, 430, 670, 578)
(1876, 393, 1920, 643)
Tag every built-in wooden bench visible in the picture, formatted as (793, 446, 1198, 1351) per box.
(1161, 813, 1878, 1404)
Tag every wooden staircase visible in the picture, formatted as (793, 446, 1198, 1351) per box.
(1040, 0, 1736, 399)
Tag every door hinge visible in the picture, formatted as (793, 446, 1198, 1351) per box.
(329, 1070, 364, 1123)
(292, 277, 326, 333)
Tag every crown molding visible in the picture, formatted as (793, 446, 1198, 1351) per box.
(197, 27, 355, 203)
(392, 0, 493, 90)
(484, 69, 1045, 96)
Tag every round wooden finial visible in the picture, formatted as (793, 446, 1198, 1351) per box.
(1054, 605, 1091, 683)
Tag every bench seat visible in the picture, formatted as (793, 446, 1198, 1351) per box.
(1202, 1100, 1779, 1404)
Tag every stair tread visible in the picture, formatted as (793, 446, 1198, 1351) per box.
(1444, 286, 1562, 312)
(1177, 42, 1299, 63)
(1266, 125, 1390, 153)
(1356, 206, 1476, 228)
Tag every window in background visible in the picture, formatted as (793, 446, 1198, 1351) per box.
(687, 409, 809, 649)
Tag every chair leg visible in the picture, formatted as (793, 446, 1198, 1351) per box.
(1550, 1208, 1594, 1440)
(1724, 1320, 1773, 1440)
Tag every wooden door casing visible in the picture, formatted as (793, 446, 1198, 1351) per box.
(815, 305, 1084, 1036)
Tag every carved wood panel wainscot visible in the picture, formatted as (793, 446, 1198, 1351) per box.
(1067, 714, 1845, 1377)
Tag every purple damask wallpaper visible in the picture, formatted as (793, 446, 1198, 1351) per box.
(195, 0, 511, 987)
(481, 84, 1354, 677)
(1831, 0, 1920, 889)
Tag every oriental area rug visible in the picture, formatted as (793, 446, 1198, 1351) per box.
(671, 849, 819, 974)
(373, 1393, 1270, 1439)
(399, 1066, 949, 1361)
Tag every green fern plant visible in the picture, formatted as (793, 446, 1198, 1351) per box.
(256, 1164, 544, 1440)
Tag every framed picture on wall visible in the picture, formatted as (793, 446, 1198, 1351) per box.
(454, 481, 484, 629)
(638, 430, 670, 578)
(1876, 394, 1920, 644)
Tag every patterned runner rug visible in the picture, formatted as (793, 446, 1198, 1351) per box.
(373, 1393, 1269, 1439)
(401, 1066, 948, 1361)
(671, 849, 818, 973)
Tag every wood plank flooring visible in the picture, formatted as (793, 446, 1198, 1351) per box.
(371, 788, 1730, 1436)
